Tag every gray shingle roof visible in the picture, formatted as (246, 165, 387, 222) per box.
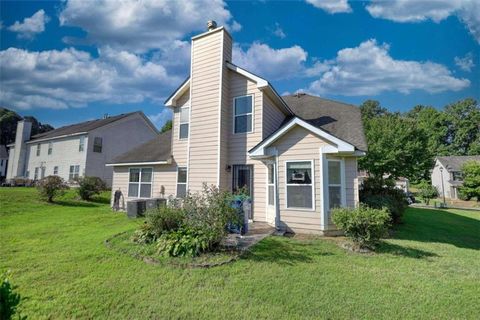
(29, 111, 141, 142)
(281, 93, 367, 151)
(111, 131, 172, 164)
(437, 155, 480, 172)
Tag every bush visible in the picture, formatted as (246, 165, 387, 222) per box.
(418, 181, 438, 205)
(77, 176, 106, 201)
(0, 271, 26, 320)
(36, 175, 68, 202)
(131, 206, 185, 244)
(360, 177, 408, 224)
(332, 206, 390, 249)
(156, 227, 217, 257)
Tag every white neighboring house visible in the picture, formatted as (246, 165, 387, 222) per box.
(431, 156, 480, 199)
(0, 145, 8, 178)
(6, 112, 158, 186)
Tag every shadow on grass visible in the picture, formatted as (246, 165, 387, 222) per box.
(89, 196, 110, 205)
(242, 237, 333, 265)
(376, 242, 438, 259)
(396, 208, 480, 250)
(54, 200, 102, 208)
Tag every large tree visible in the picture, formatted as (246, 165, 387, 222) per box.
(444, 98, 480, 155)
(458, 161, 480, 201)
(0, 107, 54, 146)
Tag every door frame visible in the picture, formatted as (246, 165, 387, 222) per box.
(232, 164, 254, 219)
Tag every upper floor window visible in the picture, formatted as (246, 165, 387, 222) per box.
(179, 106, 190, 140)
(79, 136, 85, 152)
(234, 95, 253, 134)
(128, 168, 152, 198)
(93, 137, 103, 153)
(286, 161, 313, 209)
(48, 142, 53, 155)
(36, 144, 41, 156)
(452, 171, 463, 181)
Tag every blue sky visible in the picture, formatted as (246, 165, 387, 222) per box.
(1, 0, 479, 129)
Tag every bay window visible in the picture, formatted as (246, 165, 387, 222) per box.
(285, 161, 314, 209)
(128, 168, 152, 198)
(233, 95, 253, 134)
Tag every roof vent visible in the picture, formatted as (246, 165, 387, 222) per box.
(295, 92, 306, 98)
(103, 113, 109, 119)
(207, 20, 217, 31)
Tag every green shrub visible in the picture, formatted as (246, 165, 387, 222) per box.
(36, 175, 68, 202)
(360, 177, 408, 224)
(332, 206, 391, 249)
(77, 176, 106, 201)
(0, 271, 26, 320)
(418, 181, 438, 205)
(131, 223, 157, 244)
(131, 206, 185, 244)
(156, 227, 217, 257)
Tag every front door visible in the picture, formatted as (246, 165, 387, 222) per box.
(232, 165, 253, 219)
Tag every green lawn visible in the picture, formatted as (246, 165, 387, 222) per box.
(1, 188, 479, 319)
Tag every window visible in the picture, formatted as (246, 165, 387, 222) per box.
(69, 165, 80, 181)
(452, 171, 463, 181)
(41, 167, 46, 179)
(48, 142, 53, 155)
(176, 167, 188, 198)
(34, 167, 39, 180)
(26, 170, 29, 178)
(36, 144, 41, 156)
(179, 106, 190, 139)
(53, 166, 59, 175)
(267, 163, 275, 206)
(233, 95, 253, 134)
(128, 168, 153, 198)
(93, 137, 103, 153)
(79, 136, 85, 152)
(328, 160, 343, 210)
(285, 161, 313, 209)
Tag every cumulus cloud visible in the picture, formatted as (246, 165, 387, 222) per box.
(306, 0, 352, 14)
(270, 22, 286, 39)
(454, 52, 475, 72)
(233, 43, 308, 80)
(366, 0, 480, 43)
(8, 9, 50, 39)
(148, 108, 173, 129)
(306, 39, 470, 96)
(59, 0, 241, 52)
(0, 47, 182, 110)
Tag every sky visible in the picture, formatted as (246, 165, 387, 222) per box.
(1, 0, 479, 130)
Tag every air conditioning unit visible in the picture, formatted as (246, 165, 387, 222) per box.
(126, 199, 147, 218)
(145, 198, 166, 210)
(291, 172, 305, 182)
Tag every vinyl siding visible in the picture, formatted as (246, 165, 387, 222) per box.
(262, 93, 287, 139)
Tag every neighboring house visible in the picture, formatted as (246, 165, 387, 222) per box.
(6, 112, 158, 186)
(109, 22, 367, 234)
(431, 156, 480, 199)
(0, 145, 8, 178)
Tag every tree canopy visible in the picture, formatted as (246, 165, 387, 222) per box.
(459, 161, 480, 201)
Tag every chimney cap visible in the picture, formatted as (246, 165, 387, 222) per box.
(207, 20, 217, 31)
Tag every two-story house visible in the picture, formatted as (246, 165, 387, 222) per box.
(431, 156, 480, 199)
(108, 22, 367, 234)
(6, 111, 158, 186)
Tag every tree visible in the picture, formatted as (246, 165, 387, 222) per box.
(359, 100, 388, 122)
(418, 181, 439, 205)
(0, 107, 54, 146)
(444, 98, 480, 155)
(160, 120, 172, 133)
(458, 161, 480, 201)
(37, 176, 68, 202)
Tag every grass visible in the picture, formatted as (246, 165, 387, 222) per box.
(1, 187, 479, 319)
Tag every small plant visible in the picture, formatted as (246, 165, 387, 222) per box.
(0, 270, 26, 320)
(36, 175, 68, 203)
(131, 206, 185, 244)
(332, 206, 391, 250)
(77, 176, 106, 201)
(418, 181, 438, 205)
(156, 227, 216, 257)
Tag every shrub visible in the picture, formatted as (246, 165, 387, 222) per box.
(36, 175, 68, 202)
(418, 181, 438, 205)
(332, 206, 390, 249)
(156, 227, 217, 257)
(131, 222, 157, 244)
(360, 177, 408, 224)
(131, 206, 185, 244)
(0, 271, 26, 320)
(77, 176, 106, 201)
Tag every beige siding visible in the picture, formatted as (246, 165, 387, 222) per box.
(262, 93, 287, 139)
(172, 90, 190, 166)
(111, 164, 177, 207)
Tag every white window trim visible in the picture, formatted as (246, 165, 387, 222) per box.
(69, 165, 80, 181)
(266, 162, 276, 207)
(128, 167, 154, 199)
(284, 160, 315, 211)
(179, 105, 190, 140)
(36, 144, 41, 156)
(176, 166, 188, 197)
(233, 94, 254, 134)
(48, 142, 53, 155)
(79, 136, 85, 152)
(326, 159, 346, 211)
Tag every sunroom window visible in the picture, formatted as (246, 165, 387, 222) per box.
(179, 106, 189, 140)
(267, 163, 275, 206)
(286, 161, 313, 209)
(328, 160, 343, 209)
(234, 95, 253, 134)
(128, 168, 152, 198)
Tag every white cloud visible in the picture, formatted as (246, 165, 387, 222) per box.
(270, 23, 286, 39)
(366, 0, 480, 43)
(306, 0, 352, 14)
(306, 39, 470, 96)
(233, 43, 308, 80)
(454, 52, 475, 72)
(8, 9, 50, 39)
(0, 47, 182, 110)
(59, 0, 240, 52)
(148, 108, 173, 129)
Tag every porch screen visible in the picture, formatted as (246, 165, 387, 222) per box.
(286, 161, 313, 209)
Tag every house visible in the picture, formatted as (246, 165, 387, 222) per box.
(0, 145, 8, 179)
(108, 22, 367, 234)
(6, 111, 158, 186)
(431, 155, 480, 199)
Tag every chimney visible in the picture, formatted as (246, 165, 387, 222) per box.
(8, 120, 32, 179)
